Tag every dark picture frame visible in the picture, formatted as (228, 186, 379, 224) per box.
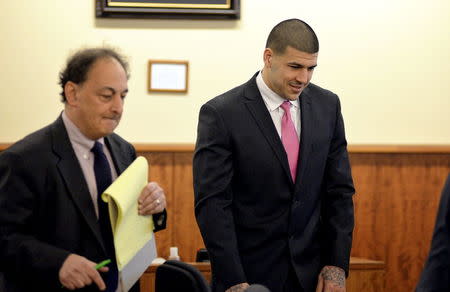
(96, 0, 240, 19)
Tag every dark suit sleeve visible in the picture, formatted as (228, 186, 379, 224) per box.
(0, 151, 70, 288)
(193, 103, 247, 288)
(320, 97, 355, 275)
(153, 210, 167, 232)
(416, 174, 450, 292)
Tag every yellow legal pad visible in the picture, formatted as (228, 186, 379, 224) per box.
(101, 156, 154, 270)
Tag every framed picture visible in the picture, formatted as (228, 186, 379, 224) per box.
(96, 0, 240, 19)
(148, 60, 189, 93)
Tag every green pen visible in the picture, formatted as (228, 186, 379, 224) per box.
(95, 259, 111, 270)
(61, 259, 112, 289)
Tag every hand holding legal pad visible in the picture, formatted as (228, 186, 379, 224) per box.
(101, 156, 157, 291)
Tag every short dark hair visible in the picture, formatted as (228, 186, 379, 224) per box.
(59, 47, 129, 102)
(265, 18, 319, 55)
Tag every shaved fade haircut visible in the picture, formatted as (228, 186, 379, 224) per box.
(266, 18, 319, 55)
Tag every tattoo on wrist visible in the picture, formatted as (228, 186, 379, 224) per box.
(321, 266, 345, 288)
(227, 283, 249, 292)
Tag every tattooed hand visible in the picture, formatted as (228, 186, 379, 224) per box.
(225, 282, 250, 292)
(315, 265, 346, 292)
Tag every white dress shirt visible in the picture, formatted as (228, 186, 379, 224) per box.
(255, 71, 301, 140)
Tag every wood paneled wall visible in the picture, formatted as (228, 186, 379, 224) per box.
(136, 144, 450, 292)
(1, 143, 450, 292)
(349, 150, 450, 292)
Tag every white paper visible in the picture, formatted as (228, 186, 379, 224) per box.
(119, 236, 157, 291)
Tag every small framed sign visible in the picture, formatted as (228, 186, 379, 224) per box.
(148, 60, 189, 93)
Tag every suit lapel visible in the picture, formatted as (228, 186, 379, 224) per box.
(243, 75, 293, 183)
(50, 117, 106, 252)
(295, 89, 313, 189)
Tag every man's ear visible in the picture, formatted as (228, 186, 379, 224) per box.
(64, 81, 78, 106)
(263, 48, 274, 68)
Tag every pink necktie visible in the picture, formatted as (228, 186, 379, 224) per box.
(280, 101, 299, 182)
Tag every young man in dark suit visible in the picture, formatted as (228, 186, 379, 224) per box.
(193, 19, 355, 292)
(416, 173, 450, 292)
(0, 47, 167, 292)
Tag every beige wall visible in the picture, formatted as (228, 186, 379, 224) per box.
(1, 0, 449, 144)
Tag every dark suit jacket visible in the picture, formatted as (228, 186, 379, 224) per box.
(416, 174, 450, 292)
(0, 116, 166, 292)
(193, 73, 355, 292)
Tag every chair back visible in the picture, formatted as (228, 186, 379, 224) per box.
(155, 260, 211, 292)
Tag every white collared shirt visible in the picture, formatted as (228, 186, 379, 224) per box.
(256, 71, 301, 140)
(62, 111, 118, 218)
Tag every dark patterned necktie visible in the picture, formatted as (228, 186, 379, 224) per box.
(91, 141, 118, 292)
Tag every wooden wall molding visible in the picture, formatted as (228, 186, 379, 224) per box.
(0, 143, 196, 153)
(133, 143, 195, 152)
(348, 145, 450, 153)
(2, 143, 450, 153)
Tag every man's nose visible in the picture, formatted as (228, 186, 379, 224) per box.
(111, 94, 124, 114)
(296, 69, 309, 84)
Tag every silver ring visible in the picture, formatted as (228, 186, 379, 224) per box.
(156, 199, 161, 205)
